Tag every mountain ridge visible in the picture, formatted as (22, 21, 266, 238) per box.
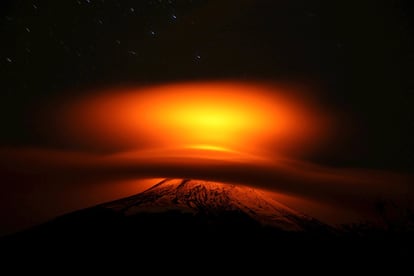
(2, 178, 412, 266)
(102, 178, 326, 232)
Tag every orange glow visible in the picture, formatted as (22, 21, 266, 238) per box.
(58, 82, 329, 160)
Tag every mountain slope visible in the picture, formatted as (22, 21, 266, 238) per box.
(3, 178, 413, 267)
(103, 178, 324, 232)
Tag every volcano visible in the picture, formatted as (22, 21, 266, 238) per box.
(3, 178, 412, 266)
(4, 178, 332, 249)
(103, 178, 324, 232)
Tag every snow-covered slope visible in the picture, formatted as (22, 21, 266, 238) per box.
(103, 178, 324, 232)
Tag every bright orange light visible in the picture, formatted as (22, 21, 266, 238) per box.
(58, 82, 329, 160)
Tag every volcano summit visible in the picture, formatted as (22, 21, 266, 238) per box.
(4, 179, 332, 249)
(103, 178, 325, 232)
(3, 178, 412, 265)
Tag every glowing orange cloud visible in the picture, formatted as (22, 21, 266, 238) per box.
(58, 82, 330, 161)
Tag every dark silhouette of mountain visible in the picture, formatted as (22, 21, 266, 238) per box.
(2, 179, 413, 268)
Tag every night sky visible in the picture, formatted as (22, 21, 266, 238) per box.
(1, 0, 414, 172)
(1, 0, 414, 236)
